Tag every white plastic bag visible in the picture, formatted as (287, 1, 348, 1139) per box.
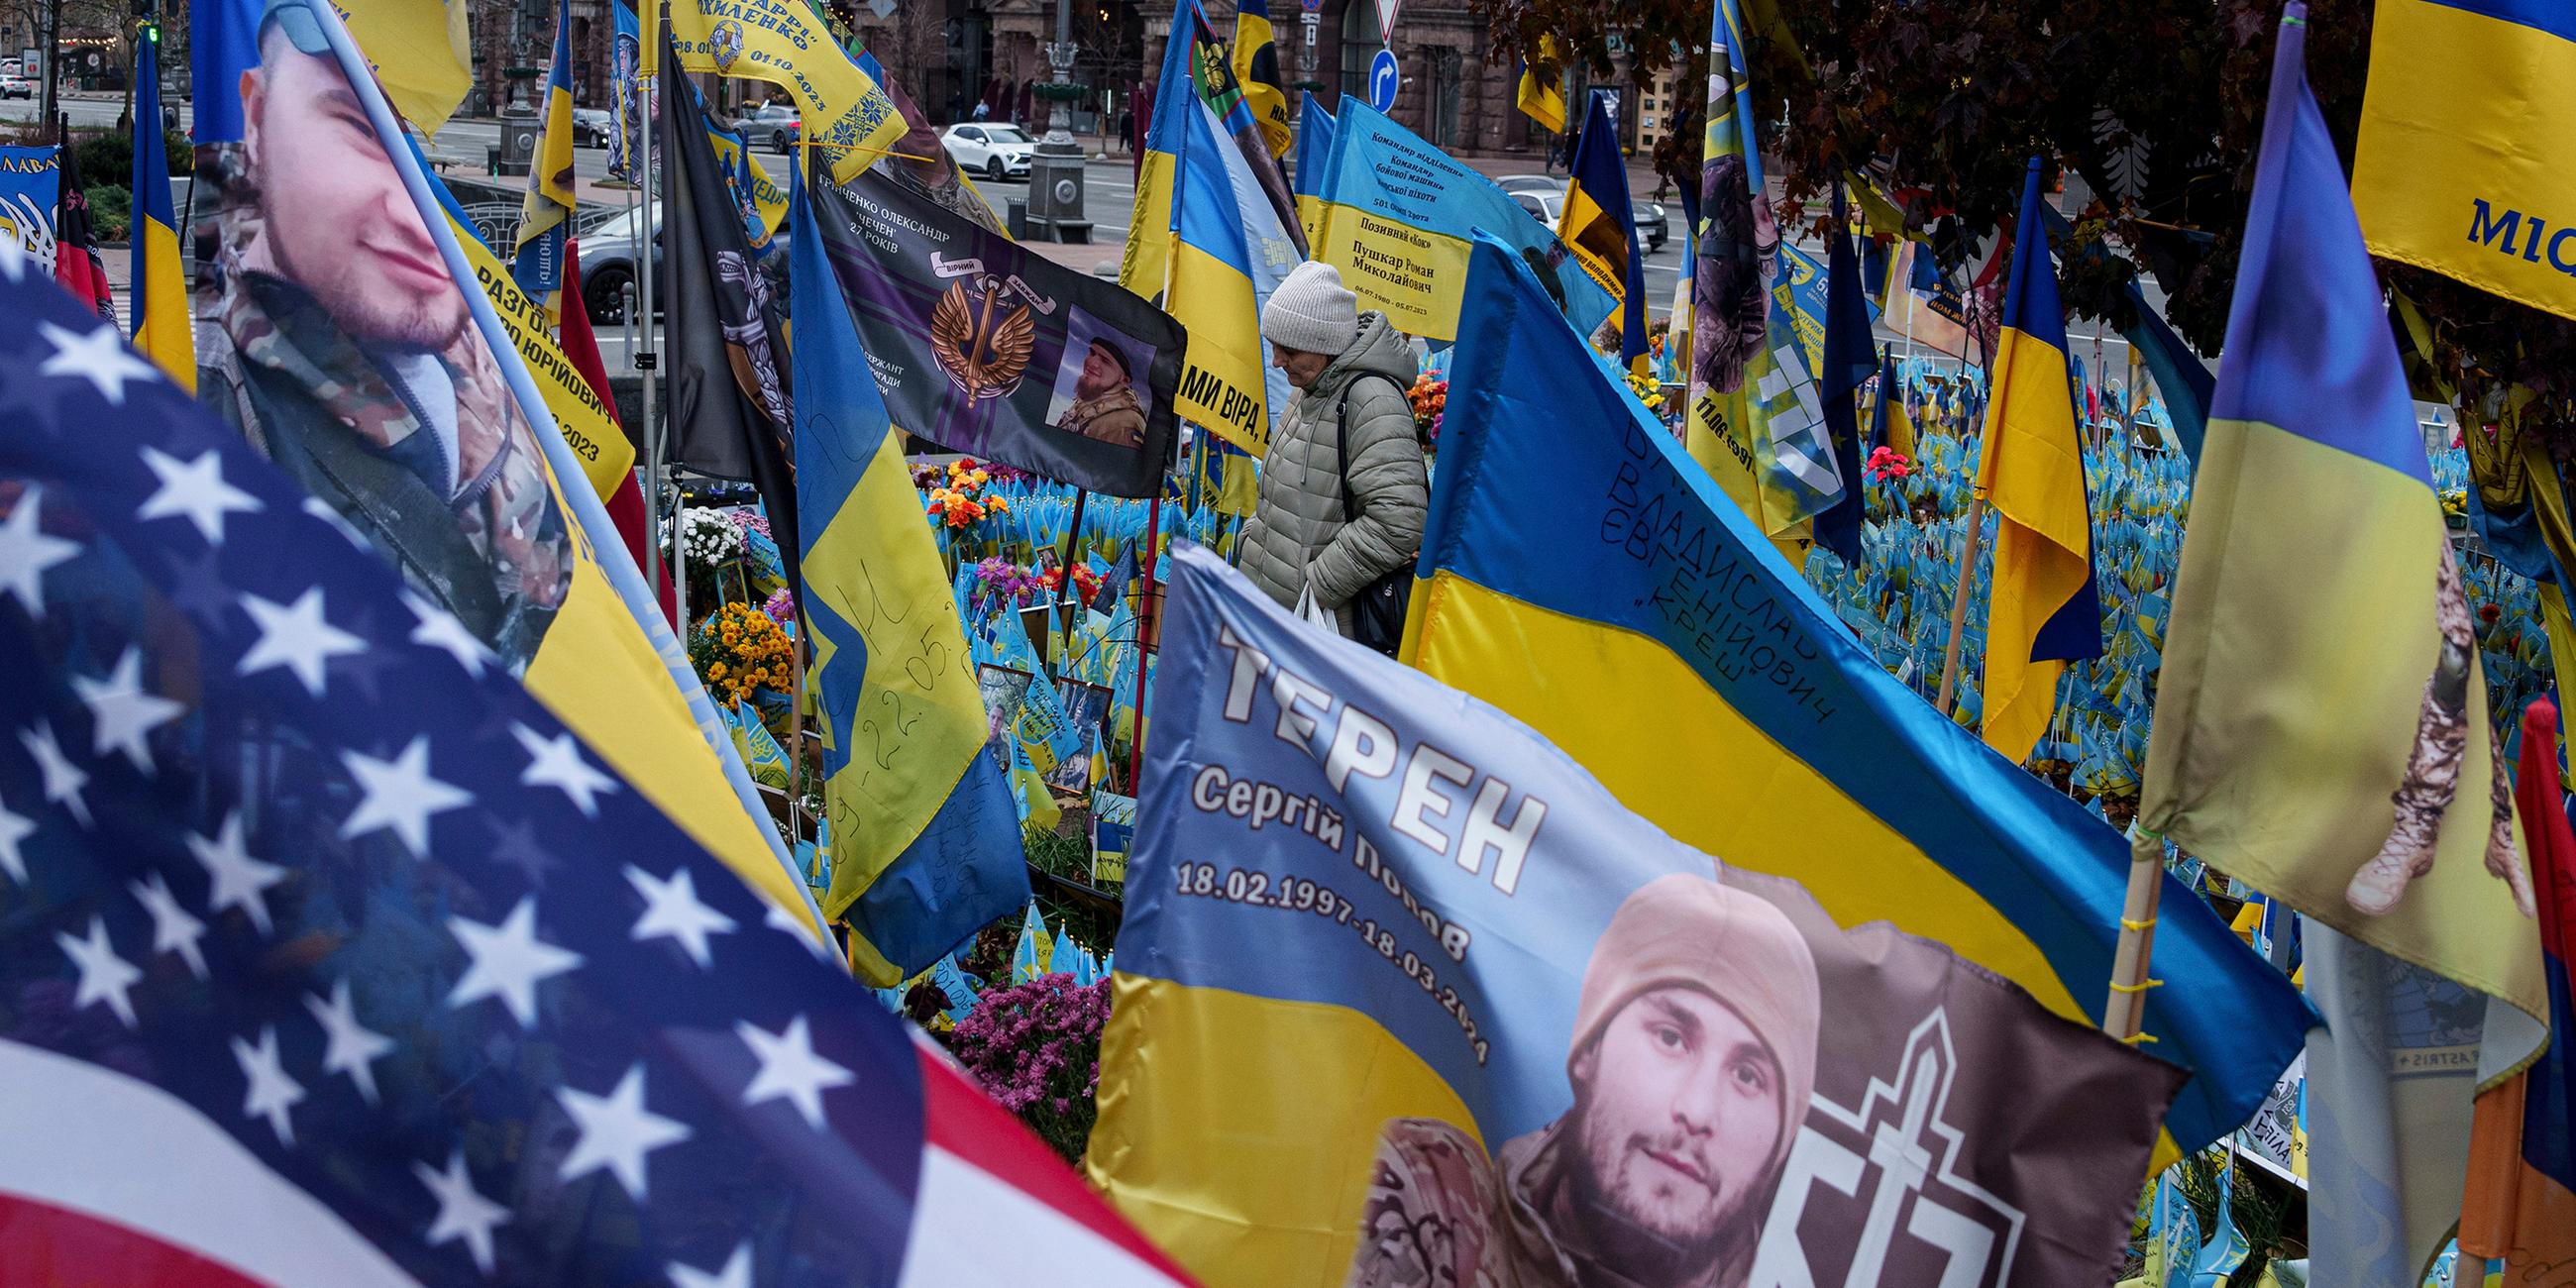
(1294, 580, 1341, 635)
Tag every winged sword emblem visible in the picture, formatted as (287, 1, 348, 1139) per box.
(929, 279, 1037, 400)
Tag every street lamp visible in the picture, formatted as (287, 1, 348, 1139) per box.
(1022, 0, 1090, 243)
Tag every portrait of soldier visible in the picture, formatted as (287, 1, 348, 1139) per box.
(1349, 874, 1822, 1288)
(200, 0, 574, 672)
(1053, 337, 1148, 450)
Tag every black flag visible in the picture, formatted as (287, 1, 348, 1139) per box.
(663, 57, 801, 590)
(807, 169, 1188, 497)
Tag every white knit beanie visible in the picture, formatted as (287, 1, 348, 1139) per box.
(1261, 261, 1361, 355)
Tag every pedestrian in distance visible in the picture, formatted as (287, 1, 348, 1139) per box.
(1238, 262, 1427, 655)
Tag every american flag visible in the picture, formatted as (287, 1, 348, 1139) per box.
(0, 246, 1191, 1285)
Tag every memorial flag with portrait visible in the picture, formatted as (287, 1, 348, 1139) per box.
(808, 168, 1186, 496)
(1089, 545, 2188, 1287)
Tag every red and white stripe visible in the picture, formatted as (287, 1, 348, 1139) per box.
(898, 1044, 1197, 1286)
(0, 1038, 418, 1287)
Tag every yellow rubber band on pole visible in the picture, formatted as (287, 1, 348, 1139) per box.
(2109, 977, 2165, 994)
(2120, 1031, 2160, 1045)
(2120, 916, 2157, 931)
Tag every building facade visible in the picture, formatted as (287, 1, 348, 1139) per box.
(843, 0, 1630, 161)
(467, 0, 619, 117)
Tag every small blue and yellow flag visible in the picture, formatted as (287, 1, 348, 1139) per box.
(2354, 0, 2576, 324)
(791, 165, 1030, 985)
(1514, 34, 1566, 135)
(1559, 90, 1647, 373)
(511, 0, 578, 321)
(130, 31, 193, 392)
(1974, 157, 2100, 762)
(1131, 0, 1279, 457)
(1233, 0, 1292, 158)
(1405, 231, 2308, 1165)
(1292, 90, 1335, 245)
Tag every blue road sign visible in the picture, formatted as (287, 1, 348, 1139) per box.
(1367, 48, 1399, 112)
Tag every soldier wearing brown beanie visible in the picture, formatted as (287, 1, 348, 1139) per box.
(1349, 875, 1822, 1288)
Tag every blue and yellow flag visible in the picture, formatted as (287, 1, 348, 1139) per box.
(1811, 182, 1877, 564)
(1292, 90, 1334, 245)
(1514, 34, 1566, 134)
(2353, 0, 2576, 324)
(511, 0, 578, 321)
(1974, 158, 2100, 762)
(1682, 0, 1843, 542)
(2142, 0, 2545, 1030)
(1120, 0, 1303, 293)
(129, 32, 192, 392)
(1233, 0, 1292, 158)
(1306, 97, 1614, 344)
(791, 168, 1030, 985)
(1559, 90, 1647, 372)
(606, 0, 643, 183)
(1098, 543, 2197, 1284)
(1404, 231, 2308, 1166)
(1127, 0, 1289, 457)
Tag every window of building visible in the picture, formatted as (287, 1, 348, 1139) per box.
(1339, 0, 1381, 108)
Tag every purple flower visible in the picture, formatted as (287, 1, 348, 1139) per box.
(947, 971, 1111, 1165)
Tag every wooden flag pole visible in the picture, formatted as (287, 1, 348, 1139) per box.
(2100, 824, 2167, 1042)
(1126, 493, 1164, 791)
(1933, 492, 1987, 714)
(1055, 487, 1091, 664)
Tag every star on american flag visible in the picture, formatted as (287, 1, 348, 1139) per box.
(0, 214, 1189, 1284)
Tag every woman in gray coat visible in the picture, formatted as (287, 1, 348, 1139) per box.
(1237, 262, 1428, 646)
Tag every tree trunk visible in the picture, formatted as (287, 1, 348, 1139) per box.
(38, 0, 56, 131)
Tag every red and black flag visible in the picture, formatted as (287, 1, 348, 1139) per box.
(54, 117, 112, 317)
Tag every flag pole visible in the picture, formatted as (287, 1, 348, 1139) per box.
(639, 56, 665, 592)
(1933, 492, 1986, 715)
(1127, 491, 1162, 790)
(1055, 487, 1090, 665)
(2100, 824, 2165, 1042)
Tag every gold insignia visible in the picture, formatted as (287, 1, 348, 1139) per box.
(929, 280, 1036, 400)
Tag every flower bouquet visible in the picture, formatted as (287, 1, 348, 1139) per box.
(681, 505, 746, 569)
(946, 973, 1110, 1164)
(689, 601, 796, 707)
(1406, 373, 1448, 449)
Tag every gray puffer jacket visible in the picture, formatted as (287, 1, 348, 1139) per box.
(1238, 312, 1427, 618)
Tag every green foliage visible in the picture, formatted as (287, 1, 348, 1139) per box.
(1474, 0, 2576, 452)
(1022, 819, 1093, 885)
(90, 185, 131, 243)
(75, 134, 130, 186)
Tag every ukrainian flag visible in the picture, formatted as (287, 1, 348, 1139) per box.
(2354, 0, 2576, 324)
(512, 0, 578, 322)
(130, 32, 193, 392)
(791, 169, 1029, 984)
(1406, 231, 2309, 1162)
(1293, 91, 1334, 247)
(1975, 158, 2100, 762)
(1515, 34, 1566, 135)
(1233, 0, 1292, 159)
(1127, 0, 1279, 457)
(2141, 3, 2544, 1026)
(1558, 90, 1647, 372)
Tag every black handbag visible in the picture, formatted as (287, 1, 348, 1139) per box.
(1332, 376, 1416, 657)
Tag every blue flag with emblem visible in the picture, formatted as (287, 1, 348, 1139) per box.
(0, 241, 1189, 1282)
(791, 164, 1029, 986)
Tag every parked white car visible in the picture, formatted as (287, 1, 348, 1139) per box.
(740, 103, 801, 152)
(941, 123, 1035, 181)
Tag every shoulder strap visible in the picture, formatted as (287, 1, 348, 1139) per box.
(1333, 375, 1398, 524)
